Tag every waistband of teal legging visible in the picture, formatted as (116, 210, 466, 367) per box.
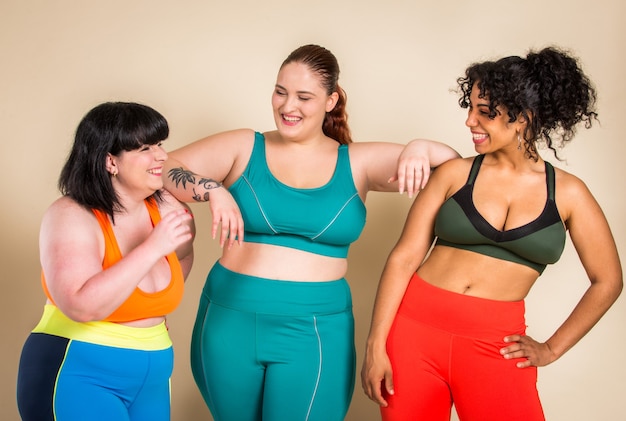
(32, 305, 172, 351)
(203, 262, 353, 316)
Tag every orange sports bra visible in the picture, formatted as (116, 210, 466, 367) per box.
(41, 198, 185, 323)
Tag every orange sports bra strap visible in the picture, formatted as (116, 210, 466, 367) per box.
(91, 208, 122, 269)
(144, 197, 161, 226)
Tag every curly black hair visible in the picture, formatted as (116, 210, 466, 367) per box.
(457, 46, 598, 160)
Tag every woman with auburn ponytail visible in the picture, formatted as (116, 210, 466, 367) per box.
(162, 44, 459, 421)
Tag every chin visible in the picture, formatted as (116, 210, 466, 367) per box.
(150, 183, 164, 193)
(277, 125, 301, 139)
(473, 144, 489, 153)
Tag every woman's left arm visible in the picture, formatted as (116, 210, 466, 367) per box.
(393, 139, 461, 195)
(501, 174, 622, 368)
(356, 139, 460, 197)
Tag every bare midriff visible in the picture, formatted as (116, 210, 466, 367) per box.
(417, 245, 540, 302)
(220, 242, 348, 282)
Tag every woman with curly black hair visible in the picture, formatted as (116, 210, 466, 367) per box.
(361, 47, 622, 421)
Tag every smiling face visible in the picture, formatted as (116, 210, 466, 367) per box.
(108, 142, 168, 200)
(465, 84, 524, 154)
(271, 62, 338, 142)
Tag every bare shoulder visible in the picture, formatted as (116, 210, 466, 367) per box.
(210, 128, 256, 152)
(200, 128, 256, 143)
(171, 128, 256, 156)
(212, 128, 256, 159)
(427, 156, 473, 194)
(431, 156, 474, 182)
(167, 128, 257, 182)
(553, 167, 593, 200)
(553, 166, 601, 221)
(157, 190, 192, 214)
(44, 196, 93, 223)
(217, 128, 257, 146)
(435, 155, 474, 173)
(40, 196, 102, 252)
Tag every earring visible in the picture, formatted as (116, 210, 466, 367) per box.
(112, 169, 118, 177)
(517, 133, 522, 151)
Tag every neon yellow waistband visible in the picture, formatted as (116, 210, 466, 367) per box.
(32, 305, 172, 351)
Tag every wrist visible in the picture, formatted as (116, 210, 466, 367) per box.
(544, 340, 562, 362)
(365, 335, 388, 353)
(206, 181, 224, 201)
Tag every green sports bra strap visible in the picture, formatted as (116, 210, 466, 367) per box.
(546, 161, 556, 201)
(466, 154, 485, 185)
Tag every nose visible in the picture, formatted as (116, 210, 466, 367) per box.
(282, 94, 299, 112)
(155, 144, 168, 161)
(465, 108, 477, 128)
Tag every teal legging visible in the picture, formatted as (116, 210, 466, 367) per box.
(190, 262, 355, 421)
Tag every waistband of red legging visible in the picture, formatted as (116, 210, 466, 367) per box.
(396, 273, 527, 339)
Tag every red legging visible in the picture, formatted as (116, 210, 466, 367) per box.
(382, 274, 545, 421)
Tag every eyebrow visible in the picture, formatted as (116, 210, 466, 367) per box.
(274, 84, 317, 97)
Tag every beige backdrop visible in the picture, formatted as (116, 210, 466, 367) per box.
(2, 1, 624, 420)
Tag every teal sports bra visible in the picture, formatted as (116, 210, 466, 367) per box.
(228, 132, 367, 258)
(434, 155, 566, 273)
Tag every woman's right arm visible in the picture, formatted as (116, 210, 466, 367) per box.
(361, 160, 456, 407)
(163, 129, 255, 247)
(41, 197, 193, 322)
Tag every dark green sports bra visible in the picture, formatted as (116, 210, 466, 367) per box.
(434, 155, 566, 274)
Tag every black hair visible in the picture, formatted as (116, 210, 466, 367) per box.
(58, 102, 169, 219)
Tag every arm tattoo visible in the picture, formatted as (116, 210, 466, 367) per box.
(199, 177, 223, 190)
(193, 178, 223, 202)
(168, 167, 223, 203)
(192, 189, 210, 202)
(168, 167, 196, 189)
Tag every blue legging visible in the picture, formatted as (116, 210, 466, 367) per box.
(17, 306, 173, 421)
(190, 262, 355, 421)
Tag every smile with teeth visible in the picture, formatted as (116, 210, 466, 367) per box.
(472, 133, 488, 141)
(282, 115, 301, 122)
(147, 168, 162, 176)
